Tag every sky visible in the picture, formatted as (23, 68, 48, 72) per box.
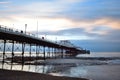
(0, 0, 120, 52)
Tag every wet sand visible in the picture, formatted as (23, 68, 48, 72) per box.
(41, 59, 120, 80)
(82, 65, 120, 80)
(40, 59, 108, 65)
(1, 58, 120, 80)
(0, 69, 88, 80)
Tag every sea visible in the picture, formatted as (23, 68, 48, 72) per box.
(0, 52, 120, 80)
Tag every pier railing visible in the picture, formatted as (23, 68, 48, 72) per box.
(0, 25, 38, 39)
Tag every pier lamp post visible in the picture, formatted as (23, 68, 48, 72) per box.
(35, 16, 39, 37)
(37, 21, 38, 37)
(55, 37, 57, 43)
(25, 24, 27, 34)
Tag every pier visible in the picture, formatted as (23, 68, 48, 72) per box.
(0, 25, 90, 64)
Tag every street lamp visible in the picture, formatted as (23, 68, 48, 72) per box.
(37, 20, 38, 37)
(25, 24, 27, 34)
(35, 16, 39, 37)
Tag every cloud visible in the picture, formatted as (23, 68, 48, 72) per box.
(37, 28, 85, 35)
(0, 0, 83, 18)
(62, 0, 120, 21)
(0, 0, 120, 41)
(1, 0, 120, 21)
(1, 0, 120, 29)
(0, 1, 12, 9)
(71, 40, 120, 52)
(35, 27, 103, 40)
(32, 27, 90, 40)
(32, 20, 120, 41)
(71, 27, 120, 52)
(81, 29, 120, 48)
(0, 1, 11, 4)
(1, 16, 119, 40)
(101, 29, 120, 42)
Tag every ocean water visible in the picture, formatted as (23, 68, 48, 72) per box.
(0, 52, 120, 80)
(47, 52, 120, 80)
(77, 52, 120, 57)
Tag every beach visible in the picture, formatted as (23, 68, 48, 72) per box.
(0, 69, 88, 80)
(0, 52, 120, 80)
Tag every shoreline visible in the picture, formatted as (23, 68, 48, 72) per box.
(0, 69, 88, 80)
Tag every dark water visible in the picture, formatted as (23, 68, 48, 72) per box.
(0, 52, 120, 80)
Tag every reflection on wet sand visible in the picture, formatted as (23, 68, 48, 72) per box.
(1, 56, 120, 80)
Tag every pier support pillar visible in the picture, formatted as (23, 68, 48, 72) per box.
(36, 44, 38, 61)
(11, 40, 14, 63)
(29, 44, 31, 61)
(52, 48, 54, 58)
(22, 43, 25, 64)
(2, 39, 6, 63)
(61, 49, 64, 58)
(48, 47, 50, 58)
(43, 46, 46, 60)
(54, 48, 56, 58)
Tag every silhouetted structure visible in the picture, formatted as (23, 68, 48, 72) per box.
(0, 25, 90, 64)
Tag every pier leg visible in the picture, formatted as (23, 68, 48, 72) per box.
(65, 49, 67, 57)
(11, 40, 14, 63)
(55, 48, 57, 58)
(50, 48, 52, 58)
(29, 44, 31, 61)
(2, 39, 6, 63)
(53, 48, 56, 58)
(60, 49, 62, 58)
(58, 48, 60, 58)
(56, 48, 58, 58)
(22, 43, 25, 64)
(48, 47, 50, 58)
(52, 48, 54, 58)
(62, 49, 64, 58)
(38, 46, 40, 58)
(46, 47, 48, 58)
(43, 46, 45, 60)
(49, 47, 51, 58)
(36, 44, 38, 61)
(10, 40, 14, 70)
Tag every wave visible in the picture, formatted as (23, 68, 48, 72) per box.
(75, 57, 120, 60)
